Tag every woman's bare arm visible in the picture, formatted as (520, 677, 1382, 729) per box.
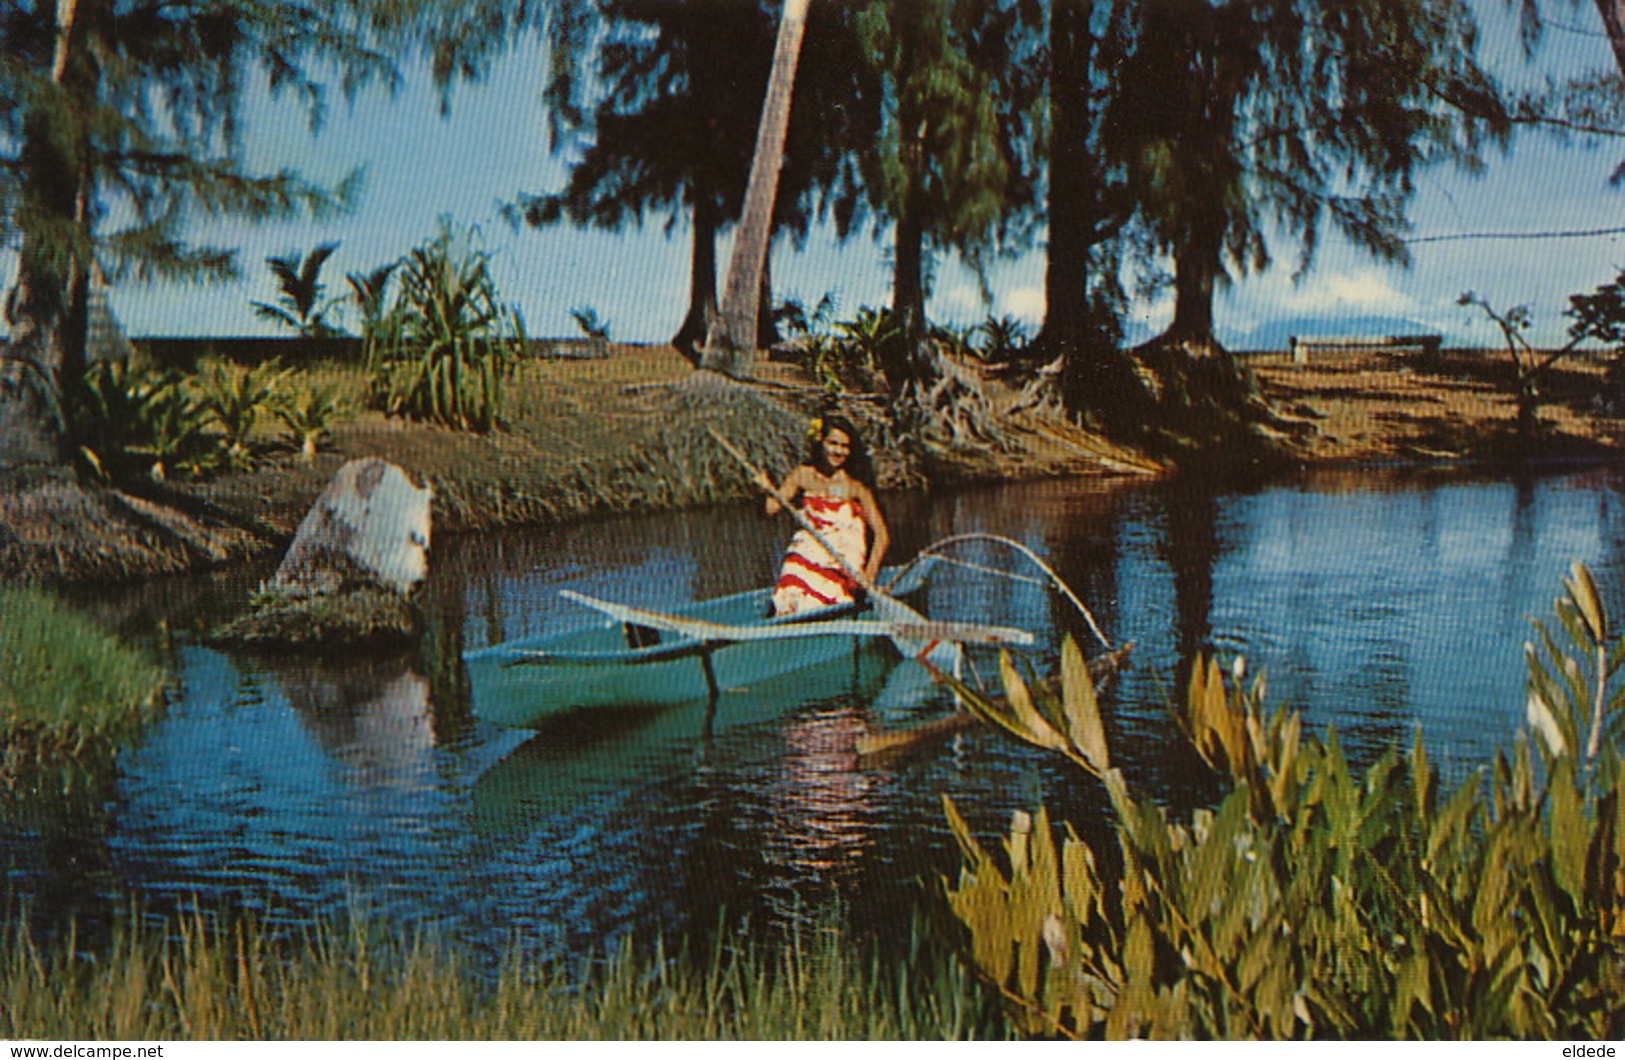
(857, 483, 889, 583)
(763, 466, 806, 518)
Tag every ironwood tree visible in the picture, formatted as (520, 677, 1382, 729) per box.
(851, 0, 1043, 389)
(1099, 0, 1503, 363)
(519, 0, 879, 368)
(0, 0, 575, 579)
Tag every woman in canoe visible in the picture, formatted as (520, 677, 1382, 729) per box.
(759, 414, 890, 617)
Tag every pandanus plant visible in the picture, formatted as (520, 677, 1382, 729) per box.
(369, 223, 522, 431)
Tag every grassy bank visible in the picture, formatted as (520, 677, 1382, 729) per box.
(184, 345, 1132, 542)
(0, 909, 1007, 1040)
(0, 587, 166, 776)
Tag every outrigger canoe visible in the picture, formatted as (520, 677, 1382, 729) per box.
(465, 562, 1034, 729)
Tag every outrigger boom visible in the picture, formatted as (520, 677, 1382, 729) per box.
(559, 589, 1035, 649)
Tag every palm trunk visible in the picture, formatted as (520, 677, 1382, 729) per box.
(756, 246, 778, 350)
(702, 0, 810, 376)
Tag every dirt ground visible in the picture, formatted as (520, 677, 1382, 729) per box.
(188, 343, 1159, 540)
(1247, 346, 1624, 464)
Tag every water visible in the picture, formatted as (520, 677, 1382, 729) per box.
(7, 462, 1625, 965)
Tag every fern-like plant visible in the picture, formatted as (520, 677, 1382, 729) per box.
(198, 358, 290, 468)
(274, 382, 347, 466)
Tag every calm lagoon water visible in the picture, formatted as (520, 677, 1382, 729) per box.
(8, 462, 1625, 963)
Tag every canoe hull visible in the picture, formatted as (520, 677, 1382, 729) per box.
(465, 586, 879, 728)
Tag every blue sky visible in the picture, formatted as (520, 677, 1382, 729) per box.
(24, 4, 1625, 350)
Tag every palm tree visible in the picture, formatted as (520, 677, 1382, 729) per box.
(700, 0, 812, 376)
(252, 243, 343, 338)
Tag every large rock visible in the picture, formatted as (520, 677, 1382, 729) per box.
(214, 459, 432, 649)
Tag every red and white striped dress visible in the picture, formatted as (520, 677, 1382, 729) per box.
(770, 492, 869, 617)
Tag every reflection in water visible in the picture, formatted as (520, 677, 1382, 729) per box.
(767, 704, 876, 877)
(7, 465, 1625, 966)
(264, 651, 437, 791)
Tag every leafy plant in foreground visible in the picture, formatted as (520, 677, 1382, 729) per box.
(941, 566, 1625, 1038)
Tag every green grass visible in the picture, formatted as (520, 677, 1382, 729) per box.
(0, 587, 167, 767)
(0, 909, 1008, 1040)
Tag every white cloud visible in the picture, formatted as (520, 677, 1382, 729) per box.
(999, 286, 1046, 322)
(1253, 267, 1419, 316)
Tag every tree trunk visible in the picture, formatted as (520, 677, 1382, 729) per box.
(2, 3, 88, 474)
(1037, 0, 1092, 357)
(1160, 218, 1225, 357)
(672, 193, 720, 365)
(701, 0, 810, 376)
(1595, 0, 1625, 78)
(887, 194, 927, 387)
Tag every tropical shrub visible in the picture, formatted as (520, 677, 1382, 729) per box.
(273, 382, 347, 466)
(68, 359, 217, 481)
(940, 564, 1625, 1038)
(569, 306, 612, 341)
(369, 223, 522, 431)
(774, 298, 893, 393)
(970, 314, 1030, 364)
(197, 359, 291, 468)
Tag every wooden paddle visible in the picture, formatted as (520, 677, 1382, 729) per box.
(708, 428, 968, 669)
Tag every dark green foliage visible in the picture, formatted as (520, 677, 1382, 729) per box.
(943, 567, 1625, 1038)
(1102, 0, 1503, 352)
(569, 306, 612, 342)
(67, 360, 217, 481)
(970, 315, 1031, 364)
(368, 222, 521, 431)
(853, 0, 1043, 375)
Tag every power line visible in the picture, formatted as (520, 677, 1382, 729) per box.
(1407, 225, 1625, 244)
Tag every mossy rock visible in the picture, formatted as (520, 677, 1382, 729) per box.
(211, 585, 420, 650)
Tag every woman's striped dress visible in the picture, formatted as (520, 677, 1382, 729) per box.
(770, 492, 869, 616)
